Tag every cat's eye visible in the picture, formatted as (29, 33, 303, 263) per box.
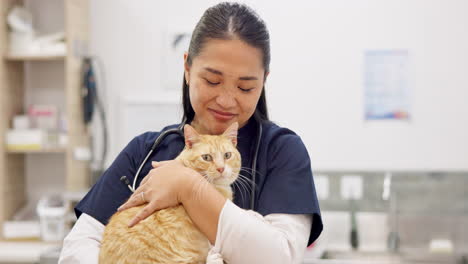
(224, 152, 232, 159)
(202, 154, 213, 162)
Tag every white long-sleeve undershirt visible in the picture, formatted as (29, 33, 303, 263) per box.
(59, 200, 312, 264)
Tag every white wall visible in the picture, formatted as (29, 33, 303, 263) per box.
(90, 0, 468, 171)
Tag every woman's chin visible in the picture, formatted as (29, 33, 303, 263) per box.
(208, 122, 233, 135)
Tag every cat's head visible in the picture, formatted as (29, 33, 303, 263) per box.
(180, 122, 241, 187)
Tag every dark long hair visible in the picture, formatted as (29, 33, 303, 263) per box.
(182, 2, 270, 124)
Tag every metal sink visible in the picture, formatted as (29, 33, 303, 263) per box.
(320, 250, 403, 263)
(318, 250, 460, 264)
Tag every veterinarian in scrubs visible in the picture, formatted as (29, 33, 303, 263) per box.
(59, 2, 322, 263)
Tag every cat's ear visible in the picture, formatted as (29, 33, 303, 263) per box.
(223, 122, 238, 146)
(184, 124, 200, 148)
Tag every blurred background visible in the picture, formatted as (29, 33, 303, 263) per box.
(0, 0, 466, 263)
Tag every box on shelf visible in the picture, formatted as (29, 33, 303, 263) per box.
(6, 129, 45, 150)
(3, 221, 40, 240)
(12, 115, 30, 130)
(6, 129, 68, 151)
(2, 201, 40, 240)
(28, 105, 59, 131)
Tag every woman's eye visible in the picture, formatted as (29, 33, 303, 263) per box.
(224, 152, 232, 159)
(205, 79, 220, 86)
(239, 87, 253, 92)
(202, 154, 213, 161)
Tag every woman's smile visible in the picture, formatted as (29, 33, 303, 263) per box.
(208, 108, 237, 122)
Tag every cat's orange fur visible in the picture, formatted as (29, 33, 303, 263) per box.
(99, 123, 241, 264)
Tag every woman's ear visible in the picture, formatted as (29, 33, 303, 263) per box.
(184, 52, 190, 85)
(223, 122, 238, 146)
(184, 124, 199, 148)
(263, 71, 270, 83)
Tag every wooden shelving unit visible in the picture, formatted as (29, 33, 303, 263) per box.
(4, 53, 66, 61)
(6, 148, 67, 154)
(0, 0, 91, 243)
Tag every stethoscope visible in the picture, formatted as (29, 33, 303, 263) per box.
(120, 118, 263, 210)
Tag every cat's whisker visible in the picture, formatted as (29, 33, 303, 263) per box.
(237, 173, 257, 189)
(235, 173, 256, 194)
(199, 178, 210, 201)
(239, 167, 264, 178)
(234, 173, 259, 202)
(231, 181, 243, 202)
(192, 174, 209, 202)
(237, 169, 253, 179)
(236, 174, 251, 187)
(232, 179, 247, 202)
(239, 166, 256, 172)
(238, 168, 253, 176)
(238, 169, 261, 184)
(236, 181, 254, 200)
(191, 177, 202, 202)
(237, 172, 254, 181)
(234, 174, 250, 200)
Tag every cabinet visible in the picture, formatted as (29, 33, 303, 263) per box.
(0, 0, 90, 242)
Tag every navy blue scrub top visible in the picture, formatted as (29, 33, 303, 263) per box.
(75, 118, 323, 246)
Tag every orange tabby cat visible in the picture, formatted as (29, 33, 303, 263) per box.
(99, 122, 241, 264)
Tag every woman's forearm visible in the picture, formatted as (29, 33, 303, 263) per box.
(59, 213, 104, 264)
(180, 172, 227, 244)
(211, 200, 312, 264)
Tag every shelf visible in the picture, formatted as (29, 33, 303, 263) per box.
(4, 53, 66, 61)
(0, 0, 90, 243)
(0, 240, 61, 263)
(6, 147, 67, 154)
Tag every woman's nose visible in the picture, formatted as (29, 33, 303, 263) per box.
(215, 90, 236, 109)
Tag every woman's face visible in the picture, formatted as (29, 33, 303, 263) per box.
(184, 38, 268, 135)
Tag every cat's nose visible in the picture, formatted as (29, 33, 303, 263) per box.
(217, 167, 224, 173)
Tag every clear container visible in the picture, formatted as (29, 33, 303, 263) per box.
(36, 195, 67, 241)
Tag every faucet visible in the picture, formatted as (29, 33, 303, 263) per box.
(383, 172, 399, 253)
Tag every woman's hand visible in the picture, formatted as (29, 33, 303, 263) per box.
(117, 160, 199, 227)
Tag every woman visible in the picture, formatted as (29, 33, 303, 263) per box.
(59, 2, 322, 263)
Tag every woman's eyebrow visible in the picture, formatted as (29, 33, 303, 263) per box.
(203, 67, 258, 81)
